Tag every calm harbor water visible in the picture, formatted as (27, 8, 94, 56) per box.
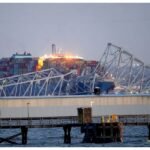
(0, 126, 150, 147)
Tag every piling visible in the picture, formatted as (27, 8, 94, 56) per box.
(63, 125, 71, 144)
(21, 126, 28, 144)
(148, 124, 150, 140)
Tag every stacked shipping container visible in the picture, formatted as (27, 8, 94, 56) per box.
(0, 52, 98, 78)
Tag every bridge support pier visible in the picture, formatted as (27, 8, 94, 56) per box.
(63, 125, 71, 144)
(148, 124, 150, 140)
(21, 126, 28, 145)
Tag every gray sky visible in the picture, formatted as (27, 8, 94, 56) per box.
(0, 3, 150, 64)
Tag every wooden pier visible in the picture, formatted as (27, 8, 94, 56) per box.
(0, 114, 150, 145)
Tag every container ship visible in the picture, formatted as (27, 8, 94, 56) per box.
(0, 44, 115, 94)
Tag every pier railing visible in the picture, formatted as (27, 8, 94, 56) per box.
(0, 114, 150, 128)
(0, 116, 78, 128)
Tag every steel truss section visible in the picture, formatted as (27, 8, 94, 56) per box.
(95, 43, 150, 93)
(68, 74, 97, 95)
(0, 67, 97, 97)
(0, 68, 77, 97)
